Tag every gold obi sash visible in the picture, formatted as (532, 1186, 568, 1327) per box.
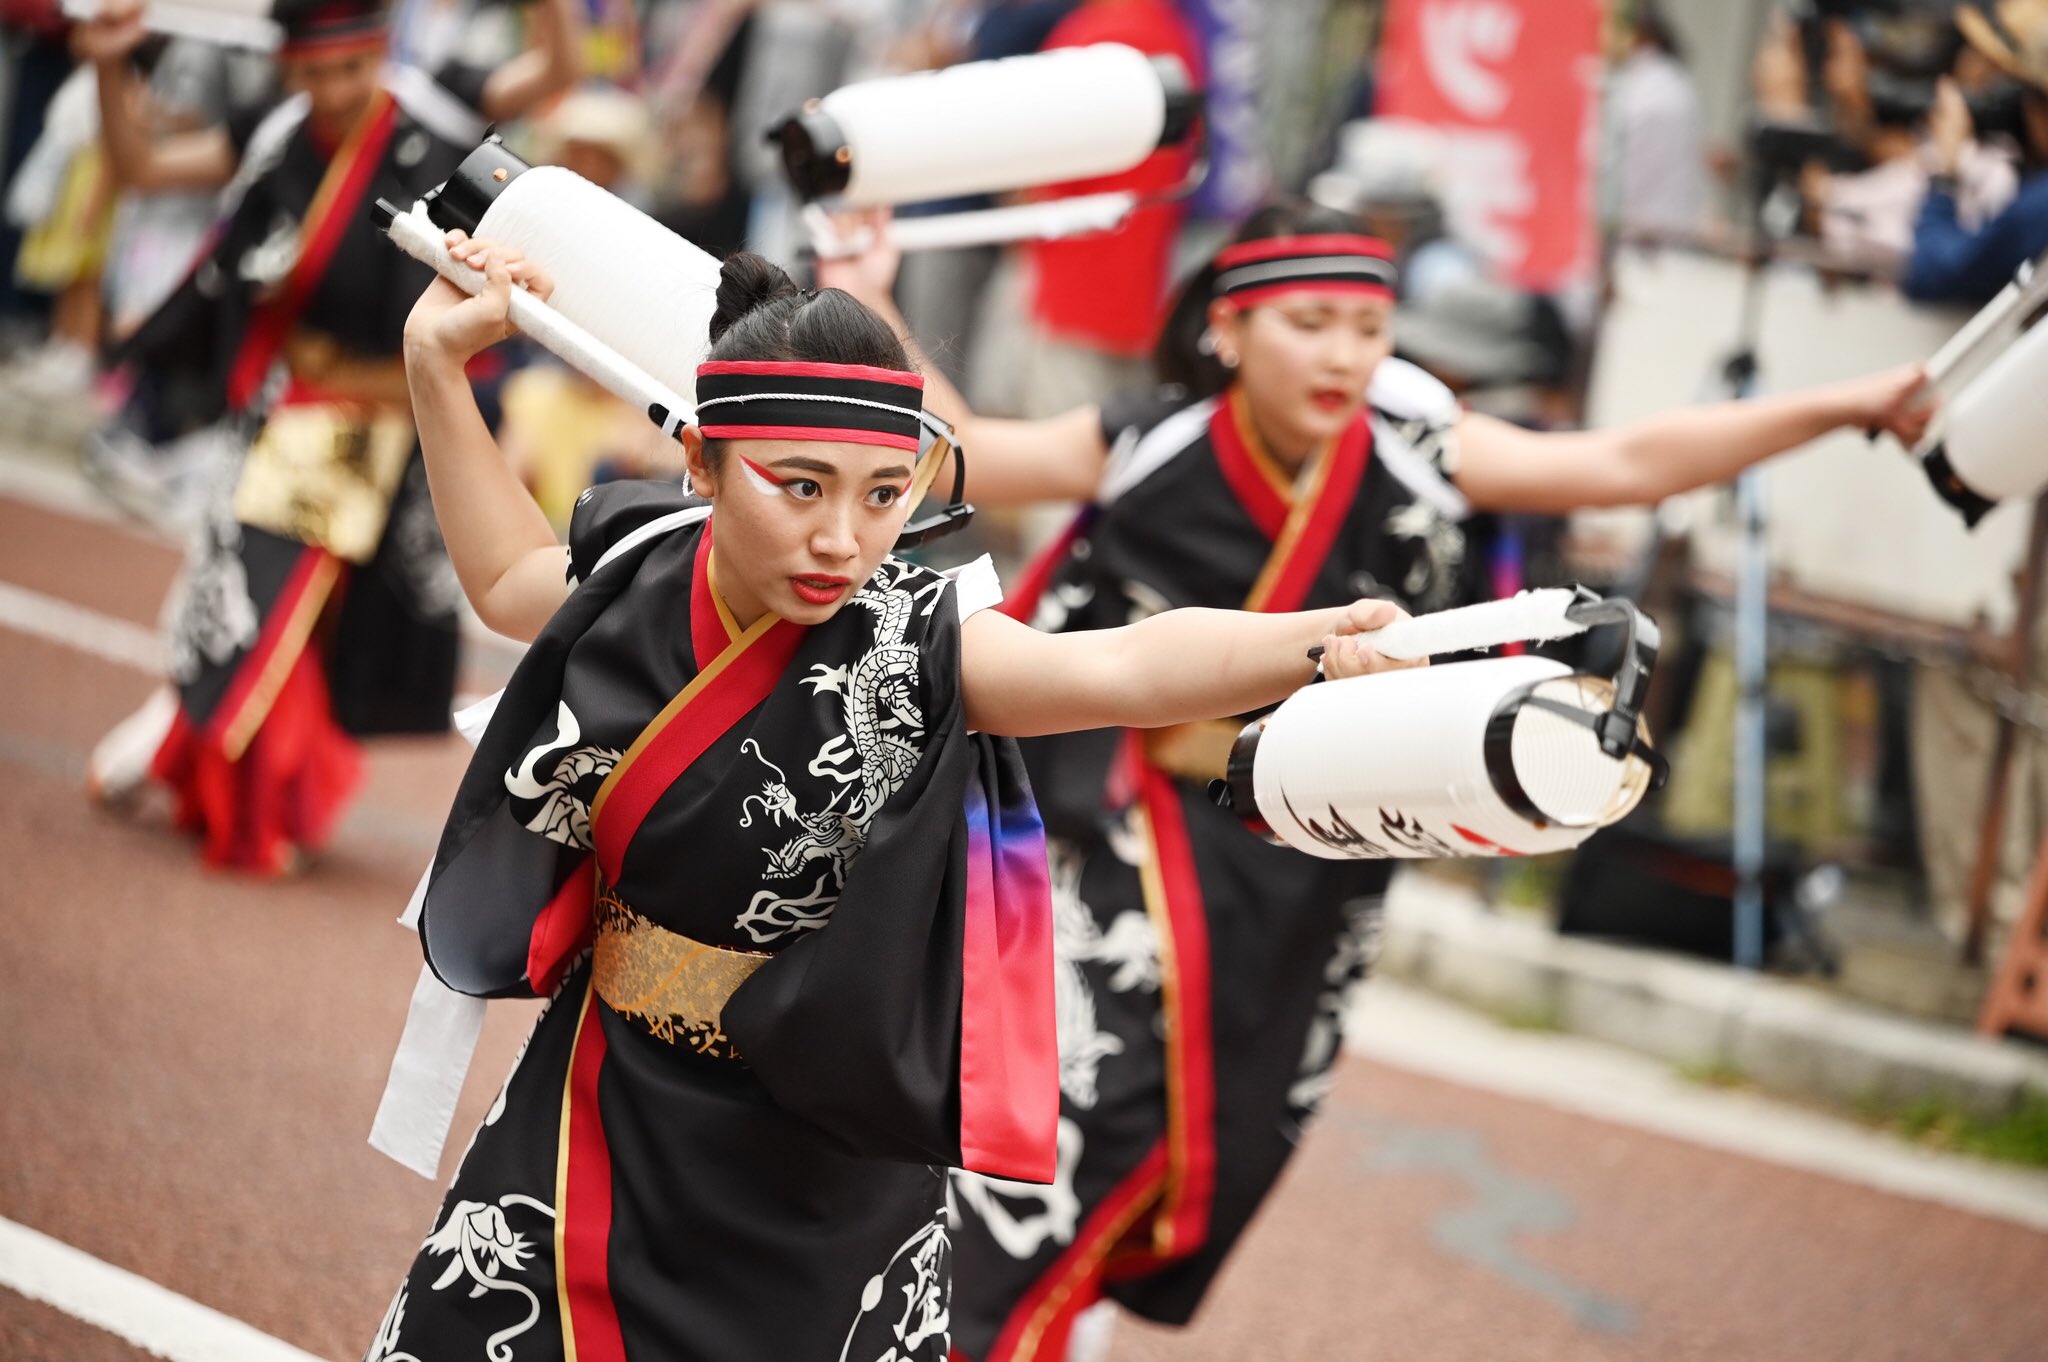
(591, 885, 772, 1060)
(1142, 719, 1244, 784)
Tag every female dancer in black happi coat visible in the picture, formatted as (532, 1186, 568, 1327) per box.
(365, 226, 1421, 1362)
(819, 200, 1935, 1361)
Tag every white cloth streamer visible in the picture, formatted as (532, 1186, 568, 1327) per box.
(368, 963, 487, 1179)
(824, 44, 1167, 207)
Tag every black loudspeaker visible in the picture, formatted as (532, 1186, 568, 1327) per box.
(1556, 815, 1802, 963)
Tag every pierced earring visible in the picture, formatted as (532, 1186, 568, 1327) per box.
(1219, 350, 1240, 370)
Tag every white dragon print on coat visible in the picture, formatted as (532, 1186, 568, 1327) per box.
(366, 1192, 558, 1362)
(947, 1116, 1086, 1263)
(162, 433, 260, 684)
(734, 561, 943, 944)
(839, 1204, 954, 1361)
(1285, 895, 1384, 1136)
(504, 701, 620, 850)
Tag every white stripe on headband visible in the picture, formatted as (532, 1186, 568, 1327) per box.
(693, 391, 925, 420)
(1217, 255, 1398, 291)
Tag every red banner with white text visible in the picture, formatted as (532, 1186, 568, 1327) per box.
(1375, 0, 1604, 292)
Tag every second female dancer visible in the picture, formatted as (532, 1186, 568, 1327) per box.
(819, 201, 1936, 1361)
(366, 223, 1420, 1360)
(77, 0, 580, 872)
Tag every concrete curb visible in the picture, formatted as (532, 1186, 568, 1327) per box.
(1378, 873, 2048, 1122)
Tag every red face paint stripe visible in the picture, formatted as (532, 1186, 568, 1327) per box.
(696, 360, 926, 389)
(736, 453, 910, 498)
(699, 424, 921, 452)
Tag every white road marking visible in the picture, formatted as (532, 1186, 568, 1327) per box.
(0, 1215, 330, 1362)
(0, 455, 175, 539)
(0, 579, 164, 674)
(0, 468, 527, 667)
(0, 578, 504, 712)
(1348, 979, 2048, 1233)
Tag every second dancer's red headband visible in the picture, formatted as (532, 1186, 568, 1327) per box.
(1213, 233, 1398, 308)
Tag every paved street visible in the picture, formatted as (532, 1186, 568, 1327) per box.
(3, 473, 2045, 1362)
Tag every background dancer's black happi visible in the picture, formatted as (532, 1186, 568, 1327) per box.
(76, 0, 581, 871)
(816, 201, 1940, 1361)
(380, 224, 1426, 1359)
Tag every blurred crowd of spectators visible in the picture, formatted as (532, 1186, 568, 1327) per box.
(5, 0, 2044, 534)
(1743, 0, 2048, 303)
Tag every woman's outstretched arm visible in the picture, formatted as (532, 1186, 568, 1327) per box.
(959, 598, 1418, 738)
(1451, 364, 1936, 514)
(402, 234, 570, 641)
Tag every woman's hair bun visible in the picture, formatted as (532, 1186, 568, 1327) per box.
(708, 252, 803, 343)
(701, 253, 911, 373)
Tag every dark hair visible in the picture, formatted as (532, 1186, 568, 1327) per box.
(1632, 4, 1683, 63)
(707, 251, 909, 363)
(698, 252, 912, 464)
(1154, 198, 1373, 399)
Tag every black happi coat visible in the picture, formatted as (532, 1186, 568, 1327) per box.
(948, 362, 1471, 1359)
(370, 484, 1055, 1362)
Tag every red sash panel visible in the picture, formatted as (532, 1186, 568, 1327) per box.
(227, 90, 400, 410)
(556, 982, 628, 1362)
(1131, 744, 1218, 1261)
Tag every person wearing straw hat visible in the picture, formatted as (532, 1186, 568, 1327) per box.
(1906, 1, 2048, 301)
(530, 83, 657, 200)
(73, 0, 583, 872)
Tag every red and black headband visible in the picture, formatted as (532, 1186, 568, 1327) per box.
(277, 0, 390, 58)
(1213, 233, 1398, 308)
(694, 360, 926, 452)
(278, 0, 389, 56)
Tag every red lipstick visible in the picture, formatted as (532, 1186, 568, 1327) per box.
(791, 574, 851, 605)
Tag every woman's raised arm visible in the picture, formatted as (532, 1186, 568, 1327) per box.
(402, 234, 571, 641)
